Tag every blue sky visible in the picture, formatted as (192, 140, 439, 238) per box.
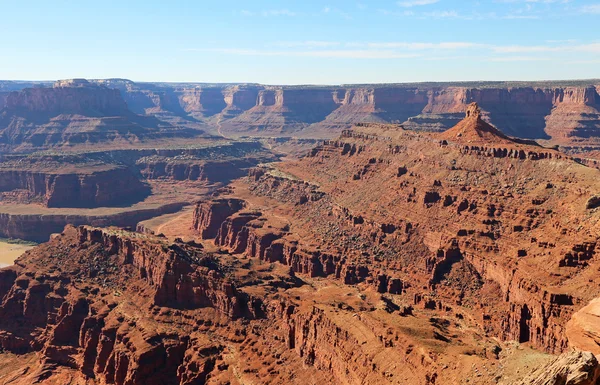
(0, 0, 599, 84)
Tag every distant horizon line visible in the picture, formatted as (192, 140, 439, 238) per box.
(1, 77, 599, 88)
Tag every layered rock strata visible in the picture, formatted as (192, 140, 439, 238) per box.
(0, 166, 149, 208)
(4, 224, 593, 384)
(191, 107, 600, 360)
(73, 79, 600, 144)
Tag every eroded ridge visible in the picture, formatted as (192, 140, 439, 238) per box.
(182, 111, 600, 383)
(2, 108, 600, 384)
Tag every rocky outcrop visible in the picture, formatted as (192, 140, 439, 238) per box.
(0, 225, 259, 384)
(439, 102, 513, 144)
(0, 167, 149, 208)
(193, 198, 246, 238)
(136, 157, 258, 183)
(247, 168, 325, 205)
(76, 226, 253, 316)
(195, 191, 405, 295)
(566, 297, 600, 356)
(234, 115, 600, 358)
(513, 350, 600, 385)
(267, 303, 437, 384)
(438, 103, 564, 161)
(214, 211, 264, 253)
(0, 202, 184, 242)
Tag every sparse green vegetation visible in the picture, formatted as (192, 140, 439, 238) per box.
(0, 238, 37, 246)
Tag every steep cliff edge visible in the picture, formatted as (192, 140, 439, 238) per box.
(4, 224, 594, 384)
(136, 157, 259, 183)
(0, 157, 150, 208)
(95, 80, 600, 146)
(0, 79, 200, 152)
(545, 87, 600, 144)
(191, 109, 600, 360)
(0, 225, 259, 384)
(4, 79, 599, 145)
(0, 139, 276, 242)
(0, 202, 184, 242)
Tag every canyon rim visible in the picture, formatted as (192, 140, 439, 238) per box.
(3, 1, 600, 384)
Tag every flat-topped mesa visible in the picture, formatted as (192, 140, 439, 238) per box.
(0, 81, 206, 151)
(0, 156, 150, 207)
(53, 78, 94, 88)
(3, 82, 130, 117)
(439, 102, 514, 145)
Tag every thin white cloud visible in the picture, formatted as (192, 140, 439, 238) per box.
(322, 6, 353, 19)
(492, 45, 559, 53)
(184, 40, 600, 62)
(502, 14, 540, 18)
(488, 56, 551, 61)
(366, 42, 484, 49)
(492, 43, 600, 53)
(240, 9, 297, 17)
(263, 9, 296, 16)
(397, 0, 439, 7)
(581, 4, 600, 13)
(273, 41, 485, 50)
(495, 0, 571, 3)
(270, 41, 341, 48)
(567, 59, 600, 64)
(188, 48, 421, 59)
(422, 10, 461, 18)
(546, 39, 577, 43)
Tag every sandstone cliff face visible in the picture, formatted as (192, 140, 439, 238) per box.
(3, 80, 130, 117)
(4, 79, 600, 144)
(195, 188, 404, 296)
(98, 80, 600, 144)
(76, 226, 252, 315)
(177, 87, 227, 117)
(465, 88, 554, 138)
(0, 81, 199, 151)
(0, 167, 149, 208)
(0, 92, 9, 110)
(0, 224, 537, 385)
(136, 157, 258, 183)
(0, 226, 260, 384)
(0, 139, 275, 242)
(513, 350, 600, 385)
(193, 198, 246, 238)
(0, 202, 183, 242)
(545, 86, 600, 142)
(2, 142, 600, 385)
(193, 113, 600, 359)
(222, 86, 260, 118)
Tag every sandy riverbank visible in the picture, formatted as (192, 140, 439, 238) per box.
(0, 242, 35, 267)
